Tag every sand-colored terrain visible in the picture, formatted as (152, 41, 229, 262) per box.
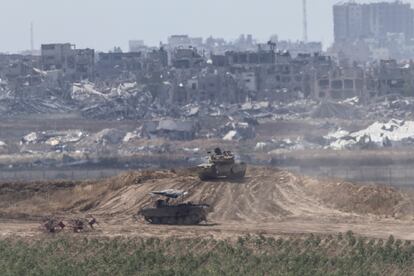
(1, 167, 414, 240)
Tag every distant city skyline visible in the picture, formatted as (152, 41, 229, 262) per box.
(1, 0, 414, 53)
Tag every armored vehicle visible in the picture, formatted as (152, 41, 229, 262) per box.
(197, 148, 246, 180)
(139, 190, 210, 225)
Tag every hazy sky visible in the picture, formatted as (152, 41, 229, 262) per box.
(0, 0, 412, 53)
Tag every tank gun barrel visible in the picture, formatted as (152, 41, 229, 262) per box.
(150, 189, 188, 199)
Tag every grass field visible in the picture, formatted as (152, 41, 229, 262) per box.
(1, 232, 414, 276)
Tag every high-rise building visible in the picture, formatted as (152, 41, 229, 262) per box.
(333, 1, 414, 43)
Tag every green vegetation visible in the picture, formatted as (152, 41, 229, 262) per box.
(0, 232, 413, 275)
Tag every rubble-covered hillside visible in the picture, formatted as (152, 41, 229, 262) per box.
(3, 42, 414, 184)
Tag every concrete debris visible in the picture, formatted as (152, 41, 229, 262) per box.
(0, 94, 73, 116)
(123, 131, 140, 143)
(180, 104, 200, 117)
(364, 95, 414, 119)
(22, 130, 84, 146)
(22, 132, 39, 144)
(182, 147, 200, 153)
(221, 122, 255, 141)
(324, 128, 350, 140)
(255, 142, 268, 151)
(72, 82, 155, 120)
(266, 137, 321, 153)
(326, 119, 414, 149)
(86, 129, 126, 145)
(223, 130, 238, 141)
(141, 120, 200, 140)
(72, 82, 109, 102)
(312, 101, 359, 119)
(241, 101, 270, 111)
(339, 97, 360, 106)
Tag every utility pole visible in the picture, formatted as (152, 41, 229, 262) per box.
(30, 21, 34, 55)
(302, 0, 308, 43)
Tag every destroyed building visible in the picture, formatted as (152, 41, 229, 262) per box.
(144, 48, 169, 71)
(96, 48, 168, 81)
(171, 48, 204, 69)
(41, 43, 95, 81)
(5, 31, 414, 123)
(0, 54, 41, 83)
(376, 60, 414, 97)
(311, 66, 373, 100)
(96, 52, 143, 80)
(74, 49, 95, 81)
(210, 47, 335, 101)
(223, 49, 275, 66)
(274, 40, 323, 58)
(183, 68, 246, 104)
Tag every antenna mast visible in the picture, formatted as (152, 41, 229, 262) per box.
(30, 21, 34, 54)
(302, 0, 308, 42)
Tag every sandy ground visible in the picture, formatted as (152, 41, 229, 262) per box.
(1, 167, 414, 240)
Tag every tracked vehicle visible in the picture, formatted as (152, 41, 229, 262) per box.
(197, 148, 246, 181)
(139, 190, 210, 225)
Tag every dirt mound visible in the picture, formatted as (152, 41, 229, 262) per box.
(0, 167, 408, 224)
(75, 167, 340, 222)
(0, 170, 178, 219)
(303, 178, 405, 217)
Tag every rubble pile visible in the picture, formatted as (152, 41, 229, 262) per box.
(273, 99, 318, 119)
(325, 119, 414, 149)
(179, 104, 200, 117)
(0, 140, 7, 154)
(262, 137, 322, 154)
(18, 130, 87, 156)
(364, 95, 414, 119)
(6, 75, 413, 123)
(88, 129, 126, 145)
(72, 82, 156, 120)
(21, 130, 85, 146)
(0, 90, 73, 116)
(311, 101, 359, 119)
(240, 101, 273, 119)
(222, 122, 256, 141)
(140, 120, 199, 140)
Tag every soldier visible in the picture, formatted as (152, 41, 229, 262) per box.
(58, 221, 66, 230)
(73, 219, 84, 233)
(88, 217, 97, 229)
(44, 219, 55, 233)
(43, 218, 65, 233)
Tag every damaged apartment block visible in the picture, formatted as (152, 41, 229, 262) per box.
(41, 43, 94, 81)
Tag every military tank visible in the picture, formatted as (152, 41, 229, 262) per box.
(197, 148, 246, 181)
(139, 190, 210, 225)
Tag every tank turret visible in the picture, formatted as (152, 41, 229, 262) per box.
(197, 148, 246, 181)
